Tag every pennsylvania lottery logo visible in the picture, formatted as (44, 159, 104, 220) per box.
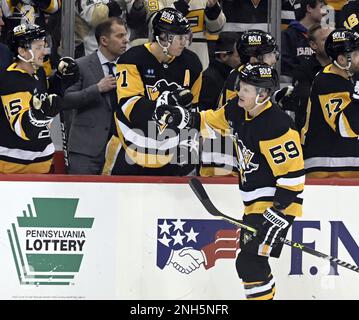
(7, 198, 94, 286)
(157, 219, 239, 274)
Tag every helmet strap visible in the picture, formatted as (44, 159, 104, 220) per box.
(334, 53, 353, 77)
(255, 94, 270, 107)
(156, 35, 171, 57)
(17, 48, 39, 71)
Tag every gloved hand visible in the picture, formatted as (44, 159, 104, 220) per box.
(30, 94, 62, 121)
(107, 0, 123, 17)
(153, 103, 192, 130)
(156, 89, 193, 109)
(56, 56, 80, 86)
(174, 0, 190, 16)
(273, 85, 300, 112)
(255, 207, 290, 256)
(352, 80, 359, 101)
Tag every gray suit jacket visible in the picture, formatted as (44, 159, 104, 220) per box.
(63, 51, 113, 157)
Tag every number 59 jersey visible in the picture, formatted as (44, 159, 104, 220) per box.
(200, 99, 305, 217)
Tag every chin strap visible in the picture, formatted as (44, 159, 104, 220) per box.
(156, 35, 172, 57)
(17, 49, 39, 71)
(334, 53, 353, 78)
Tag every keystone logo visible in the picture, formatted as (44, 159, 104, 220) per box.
(7, 198, 94, 286)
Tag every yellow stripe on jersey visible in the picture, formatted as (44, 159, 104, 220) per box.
(200, 107, 230, 138)
(200, 166, 237, 177)
(306, 171, 359, 178)
(259, 128, 304, 178)
(116, 64, 145, 101)
(121, 96, 142, 122)
(0, 159, 52, 174)
(244, 201, 302, 217)
(44, 0, 61, 13)
(115, 119, 174, 167)
(184, 69, 190, 87)
(318, 92, 350, 132)
(102, 134, 122, 175)
(191, 72, 203, 104)
(246, 288, 275, 300)
(301, 99, 311, 145)
(187, 9, 205, 33)
(338, 112, 359, 138)
(7, 63, 28, 74)
(1, 91, 32, 140)
(17, 112, 28, 140)
(218, 89, 237, 108)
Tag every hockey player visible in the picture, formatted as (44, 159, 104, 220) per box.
(301, 28, 359, 177)
(153, 63, 305, 299)
(339, 0, 359, 33)
(0, 24, 77, 174)
(102, 7, 202, 175)
(218, 30, 279, 108)
(145, 0, 226, 70)
(200, 29, 278, 177)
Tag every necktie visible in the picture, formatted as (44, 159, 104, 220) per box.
(105, 62, 118, 138)
(105, 62, 118, 109)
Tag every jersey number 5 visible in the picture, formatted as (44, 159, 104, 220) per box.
(269, 141, 300, 164)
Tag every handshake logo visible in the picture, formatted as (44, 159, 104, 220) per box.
(156, 218, 241, 274)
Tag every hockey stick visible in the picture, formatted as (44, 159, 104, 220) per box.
(189, 178, 359, 274)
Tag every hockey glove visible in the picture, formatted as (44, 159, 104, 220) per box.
(174, 0, 190, 16)
(255, 207, 290, 256)
(107, 1, 123, 17)
(157, 89, 193, 109)
(30, 94, 62, 121)
(56, 56, 80, 87)
(153, 104, 192, 130)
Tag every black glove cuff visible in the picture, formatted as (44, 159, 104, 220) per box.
(174, 0, 190, 16)
(205, 2, 221, 20)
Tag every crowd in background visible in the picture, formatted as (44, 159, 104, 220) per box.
(0, 0, 358, 177)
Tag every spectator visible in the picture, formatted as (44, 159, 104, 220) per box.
(301, 29, 359, 177)
(324, 0, 347, 27)
(145, 0, 226, 70)
(0, 7, 13, 72)
(281, 0, 326, 78)
(63, 17, 128, 175)
(281, 0, 296, 30)
(0, 24, 77, 174)
(221, 0, 268, 32)
(1, 0, 61, 42)
(102, 8, 202, 175)
(75, 0, 146, 57)
(288, 23, 332, 131)
(199, 32, 240, 110)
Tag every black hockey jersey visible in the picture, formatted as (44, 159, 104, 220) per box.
(200, 99, 305, 217)
(339, 0, 359, 33)
(198, 64, 241, 177)
(301, 64, 359, 177)
(0, 63, 55, 173)
(103, 43, 203, 175)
